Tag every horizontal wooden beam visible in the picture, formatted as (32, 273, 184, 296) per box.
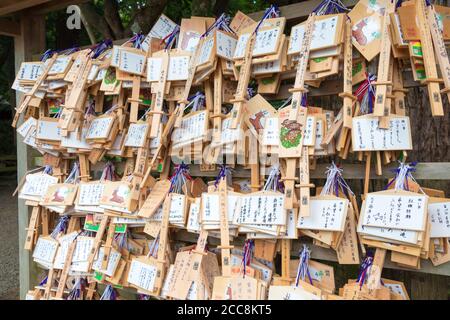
(173, 230, 450, 277)
(34, 156, 450, 181)
(248, 0, 358, 22)
(292, 242, 450, 277)
(0, 17, 20, 36)
(189, 162, 450, 180)
(0, 0, 51, 17)
(25, 0, 91, 16)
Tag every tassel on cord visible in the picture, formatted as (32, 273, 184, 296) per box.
(295, 244, 313, 286)
(279, 96, 293, 109)
(214, 164, 233, 189)
(66, 277, 84, 300)
(38, 275, 48, 286)
(263, 164, 284, 193)
(43, 165, 53, 175)
(202, 13, 235, 38)
(184, 92, 206, 113)
(169, 162, 192, 194)
(357, 251, 374, 289)
(90, 39, 113, 59)
(100, 284, 117, 300)
(161, 25, 180, 50)
(114, 231, 130, 251)
(100, 161, 116, 182)
(240, 239, 254, 278)
(50, 215, 70, 239)
(147, 234, 160, 259)
(253, 5, 280, 35)
(64, 162, 81, 184)
(320, 161, 354, 198)
(354, 73, 376, 114)
(384, 161, 424, 193)
(312, 0, 349, 15)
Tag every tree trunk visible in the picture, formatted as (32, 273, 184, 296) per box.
(79, 2, 114, 40)
(126, 0, 169, 36)
(104, 0, 125, 39)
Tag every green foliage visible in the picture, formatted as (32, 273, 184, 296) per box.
(227, 0, 269, 15)
(165, 0, 193, 21)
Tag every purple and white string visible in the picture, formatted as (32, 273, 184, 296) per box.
(295, 245, 313, 286)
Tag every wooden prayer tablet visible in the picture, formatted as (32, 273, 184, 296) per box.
(216, 30, 237, 60)
(201, 191, 241, 228)
(351, 115, 412, 151)
(171, 110, 208, 149)
(210, 116, 243, 148)
(348, 2, 384, 61)
(75, 181, 106, 213)
(15, 62, 43, 82)
(124, 122, 150, 148)
(234, 191, 286, 226)
(99, 181, 133, 211)
(40, 183, 78, 207)
(288, 14, 344, 55)
(141, 14, 178, 52)
(178, 18, 206, 52)
(48, 56, 73, 76)
(230, 10, 255, 34)
(148, 193, 188, 227)
(302, 115, 318, 146)
(53, 232, 78, 269)
(382, 278, 410, 300)
(92, 246, 121, 277)
(243, 94, 277, 139)
(428, 198, 450, 238)
(289, 259, 335, 293)
(389, 13, 407, 47)
(33, 236, 59, 269)
(147, 52, 190, 82)
(297, 195, 349, 232)
(397, 3, 419, 41)
(278, 106, 304, 158)
(268, 285, 321, 300)
(360, 190, 428, 232)
(196, 34, 215, 67)
(212, 275, 265, 300)
(85, 115, 115, 140)
(127, 256, 159, 292)
(118, 48, 146, 76)
(36, 117, 61, 142)
(138, 180, 171, 218)
(434, 5, 450, 40)
(233, 21, 285, 59)
(19, 173, 58, 202)
(12, 4, 450, 301)
(186, 198, 201, 233)
(60, 127, 92, 150)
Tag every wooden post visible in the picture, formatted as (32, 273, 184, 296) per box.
(14, 12, 46, 300)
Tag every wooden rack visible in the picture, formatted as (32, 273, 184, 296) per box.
(3, 0, 449, 299)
